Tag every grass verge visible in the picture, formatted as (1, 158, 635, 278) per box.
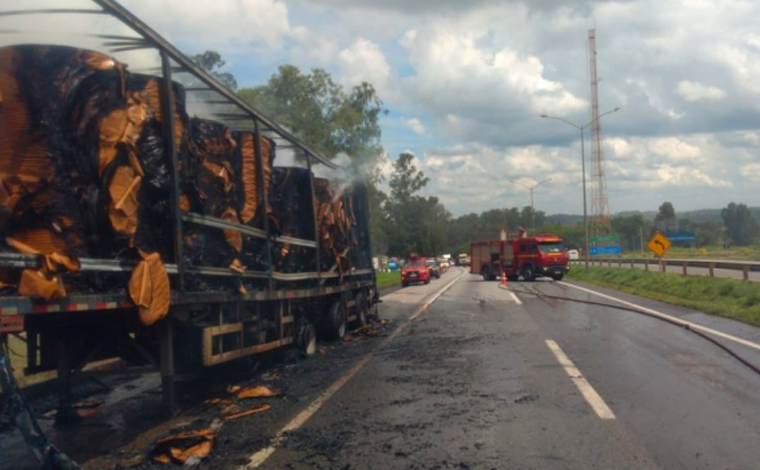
(376, 271, 401, 289)
(566, 267, 760, 327)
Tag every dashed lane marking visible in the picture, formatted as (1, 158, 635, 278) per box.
(546, 339, 616, 420)
(239, 271, 467, 469)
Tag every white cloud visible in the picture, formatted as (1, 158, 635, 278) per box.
(741, 163, 760, 183)
(336, 38, 392, 96)
(403, 118, 425, 135)
(656, 165, 732, 188)
(676, 80, 727, 102)
(11, 0, 760, 217)
(123, 0, 294, 50)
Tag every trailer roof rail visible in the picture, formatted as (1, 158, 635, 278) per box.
(0, 0, 340, 170)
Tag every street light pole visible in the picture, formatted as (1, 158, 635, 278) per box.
(540, 107, 620, 272)
(511, 178, 551, 232)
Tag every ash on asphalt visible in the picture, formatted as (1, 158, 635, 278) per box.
(0, 314, 400, 470)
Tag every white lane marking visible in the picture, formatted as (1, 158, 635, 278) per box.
(240, 353, 374, 468)
(560, 282, 760, 353)
(239, 270, 467, 469)
(497, 284, 523, 304)
(546, 339, 616, 420)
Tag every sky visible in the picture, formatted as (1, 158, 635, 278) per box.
(5, 0, 760, 218)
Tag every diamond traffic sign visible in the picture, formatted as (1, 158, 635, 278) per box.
(647, 232, 671, 258)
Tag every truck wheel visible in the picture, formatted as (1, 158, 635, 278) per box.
(551, 273, 564, 281)
(354, 292, 368, 327)
(522, 265, 536, 282)
(481, 268, 490, 281)
(326, 300, 347, 340)
(424, 277, 430, 285)
(296, 319, 317, 356)
(507, 275, 518, 282)
(402, 282, 409, 288)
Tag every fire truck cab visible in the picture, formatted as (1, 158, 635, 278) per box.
(470, 231, 570, 282)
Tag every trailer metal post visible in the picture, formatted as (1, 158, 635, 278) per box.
(159, 51, 185, 293)
(253, 121, 274, 291)
(55, 335, 74, 423)
(159, 316, 176, 413)
(306, 154, 321, 287)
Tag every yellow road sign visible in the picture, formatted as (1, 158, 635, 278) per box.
(647, 232, 671, 258)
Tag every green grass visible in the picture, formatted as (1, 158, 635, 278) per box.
(622, 245, 760, 261)
(567, 267, 760, 326)
(376, 271, 401, 288)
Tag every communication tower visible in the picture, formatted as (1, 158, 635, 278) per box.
(588, 29, 611, 236)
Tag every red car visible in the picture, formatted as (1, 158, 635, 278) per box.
(401, 257, 430, 287)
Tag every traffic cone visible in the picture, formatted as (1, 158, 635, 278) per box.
(500, 271, 507, 286)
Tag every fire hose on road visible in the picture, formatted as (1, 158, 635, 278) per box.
(501, 282, 760, 378)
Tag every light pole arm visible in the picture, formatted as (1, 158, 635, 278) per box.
(540, 114, 581, 130)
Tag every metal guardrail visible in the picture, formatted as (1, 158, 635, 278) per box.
(570, 257, 760, 281)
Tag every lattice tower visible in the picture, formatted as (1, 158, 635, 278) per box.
(588, 29, 611, 236)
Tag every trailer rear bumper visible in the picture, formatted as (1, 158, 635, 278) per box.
(0, 314, 24, 333)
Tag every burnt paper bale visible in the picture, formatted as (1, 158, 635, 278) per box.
(264, 168, 316, 273)
(345, 182, 372, 271)
(183, 118, 241, 270)
(0, 45, 131, 298)
(0, 44, 129, 256)
(129, 75, 189, 262)
(232, 131, 275, 273)
(231, 131, 275, 225)
(314, 177, 358, 274)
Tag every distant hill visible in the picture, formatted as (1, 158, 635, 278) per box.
(546, 207, 760, 225)
(545, 214, 583, 225)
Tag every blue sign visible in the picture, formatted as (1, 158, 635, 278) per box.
(665, 233, 696, 242)
(590, 245, 621, 256)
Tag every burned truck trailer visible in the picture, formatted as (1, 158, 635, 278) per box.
(0, 0, 378, 419)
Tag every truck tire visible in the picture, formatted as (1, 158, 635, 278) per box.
(296, 318, 317, 356)
(402, 282, 409, 288)
(354, 292, 368, 327)
(326, 300, 347, 340)
(521, 265, 536, 282)
(551, 273, 564, 281)
(482, 267, 490, 281)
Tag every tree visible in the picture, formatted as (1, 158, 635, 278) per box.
(238, 65, 388, 255)
(721, 202, 759, 245)
(366, 173, 389, 256)
(238, 65, 385, 167)
(389, 153, 429, 204)
(655, 202, 677, 233)
(384, 153, 449, 257)
(189, 50, 238, 91)
(696, 219, 724, 247)
(612, 213, 646, 252)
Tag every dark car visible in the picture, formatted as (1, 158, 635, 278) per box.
(426, 259, 441, 279)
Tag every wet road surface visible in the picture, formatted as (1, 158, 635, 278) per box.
(3, 267, 760, 469)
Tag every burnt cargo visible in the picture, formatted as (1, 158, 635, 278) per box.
(0, 44, 372, 315)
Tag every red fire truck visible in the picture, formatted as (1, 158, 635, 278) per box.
(470, 229, 570, 281)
